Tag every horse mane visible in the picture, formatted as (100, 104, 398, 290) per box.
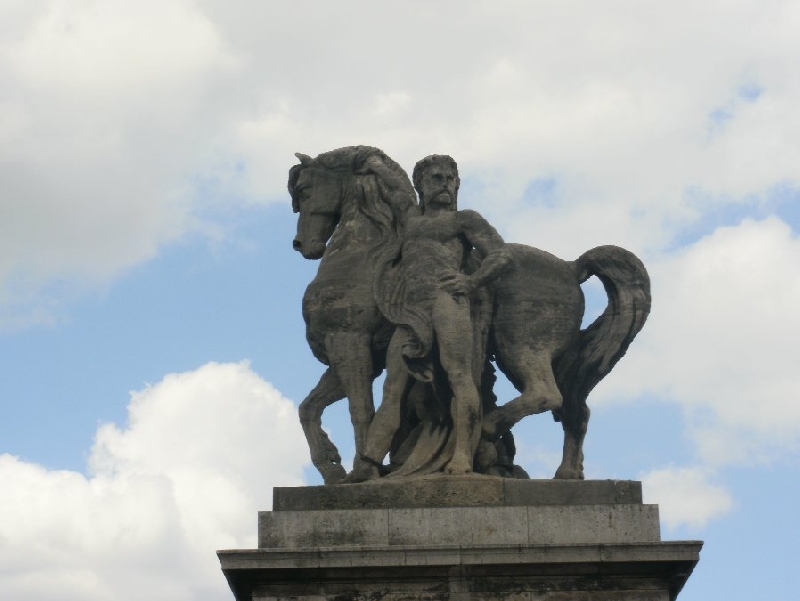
(288, 163, 304, 212)
(289, 145, 416, 242)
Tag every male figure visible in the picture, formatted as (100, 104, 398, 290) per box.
(351, 154, 511, 479)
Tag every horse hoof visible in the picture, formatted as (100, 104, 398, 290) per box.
(321, 463, 347, 484)
(554, 466, 583, 480)
(342, 462, 380, 484)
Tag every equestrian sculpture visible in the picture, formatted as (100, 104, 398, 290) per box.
(289, 146, 650, 484)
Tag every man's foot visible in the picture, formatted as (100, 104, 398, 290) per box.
(444, 454, 473, 475)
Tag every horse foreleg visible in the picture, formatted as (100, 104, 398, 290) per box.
(483, 349, 563, 441)
(299, 367, 347, 484)
(554, 402, 589, 480)
(326, 331, 376, 466)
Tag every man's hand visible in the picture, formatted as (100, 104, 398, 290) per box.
(439, 273, 476, 297)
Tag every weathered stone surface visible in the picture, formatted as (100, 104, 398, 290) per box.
(219, 541, 701, 601)
(215, 150, 685, 599)
(222, 480, 698, 600)
(259, 507, 389, 549)
(272, 478, 642, 511)
(525, 504, 660, 545)
(259, 503, 659, 549)
(289, 147, 651, 484)
(388, 506, 529, 547)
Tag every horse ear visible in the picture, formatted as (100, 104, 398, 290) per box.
(295, 152, 312, 165)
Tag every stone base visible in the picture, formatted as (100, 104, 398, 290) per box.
(270, 475, 644, 511)
(218, 478, 701, 601)
(221, 542, 699, 601)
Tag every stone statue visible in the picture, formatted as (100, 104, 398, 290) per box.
(289, 146, 650, 484)
(349, 154, 513, 479)
(289, 146, 409, 484)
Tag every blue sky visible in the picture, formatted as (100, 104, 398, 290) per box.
(2, 1, 800, 600)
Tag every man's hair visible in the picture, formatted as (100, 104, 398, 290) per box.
(412, 154, 460, 207)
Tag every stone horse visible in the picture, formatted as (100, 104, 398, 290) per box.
(290, 146, 651, 482)
(483, 242, 650, 478)
(289, 146, 413, 483)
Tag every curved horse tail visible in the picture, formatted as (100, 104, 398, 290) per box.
(551, 245, 651, 479)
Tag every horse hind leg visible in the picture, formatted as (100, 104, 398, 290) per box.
(483, 350, 563, 441)
(299, 367, 347, 484)
(554, 402, 589, 480)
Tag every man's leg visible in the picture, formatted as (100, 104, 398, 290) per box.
(348, 329, 412, 481)
(432, 292, 481, 474)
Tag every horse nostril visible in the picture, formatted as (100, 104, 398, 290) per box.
(293, 239, 302, 251)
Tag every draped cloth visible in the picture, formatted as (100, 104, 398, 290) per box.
(372, 234, 495, 477)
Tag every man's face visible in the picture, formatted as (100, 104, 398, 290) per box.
(419, 162, 458, 210)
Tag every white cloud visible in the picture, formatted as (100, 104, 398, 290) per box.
(2, 0, 799, 474)
(0, 0, 241, 329)
(511, 441, 564, 480)
(3, 1, 800, 328)
(0, 2, 797, 518)
(594, 217, 800, 465)
(0, 361, 307, 601)
(642, 465, 733, 530)
(373, 91, 412, 118)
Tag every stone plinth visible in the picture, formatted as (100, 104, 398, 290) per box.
(218, 477, 702, 600)
(271, 476, 643, 511)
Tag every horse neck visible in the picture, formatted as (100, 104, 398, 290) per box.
(321, 185, 390, 266)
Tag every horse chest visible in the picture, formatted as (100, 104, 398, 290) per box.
(329, 213, 381, 251)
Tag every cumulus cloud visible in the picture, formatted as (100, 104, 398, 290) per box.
(642, 465, 733, 530)
(0, 361, 307, 601)
(3, 1, 800, 330)
(594, 217, 800, 465)
(0, 0, 242, 329)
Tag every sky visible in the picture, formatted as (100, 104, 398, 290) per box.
(1, 1, 799, 599)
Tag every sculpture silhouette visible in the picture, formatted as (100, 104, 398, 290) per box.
(289, 146, 650, 483)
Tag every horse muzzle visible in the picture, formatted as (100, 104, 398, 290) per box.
(293, 237, 325, 260)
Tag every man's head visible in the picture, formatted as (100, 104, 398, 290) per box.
(413, 154, 460, 212)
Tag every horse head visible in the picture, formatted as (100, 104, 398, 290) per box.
(289, 146, 416, 260)
(288, 152, 349, 259)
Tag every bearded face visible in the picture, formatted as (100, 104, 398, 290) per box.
(417, 161, 459, 211)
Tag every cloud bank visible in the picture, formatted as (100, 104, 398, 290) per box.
(0, 361, 307, 601)
(3, 0, 800, 536)
(2, 1, 799, 329)
(642, 465, 733, 530)
(596, 217, 800, 465)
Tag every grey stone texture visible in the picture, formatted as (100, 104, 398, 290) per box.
(260, 503, 659, 549)
(217, 152, 685, 599)
(219, 480, 701, 601)
(272, 476, 643, 511)
(222, 542, 700, 601)
(289, 147, 651, 484)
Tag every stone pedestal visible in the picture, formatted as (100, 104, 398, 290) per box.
(218, 477, 701, 600)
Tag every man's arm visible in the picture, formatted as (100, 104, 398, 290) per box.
(440, 210, 512, 296)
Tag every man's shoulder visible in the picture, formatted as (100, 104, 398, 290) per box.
(456, 208, 486, 220)
(456, 209, 491, 227)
